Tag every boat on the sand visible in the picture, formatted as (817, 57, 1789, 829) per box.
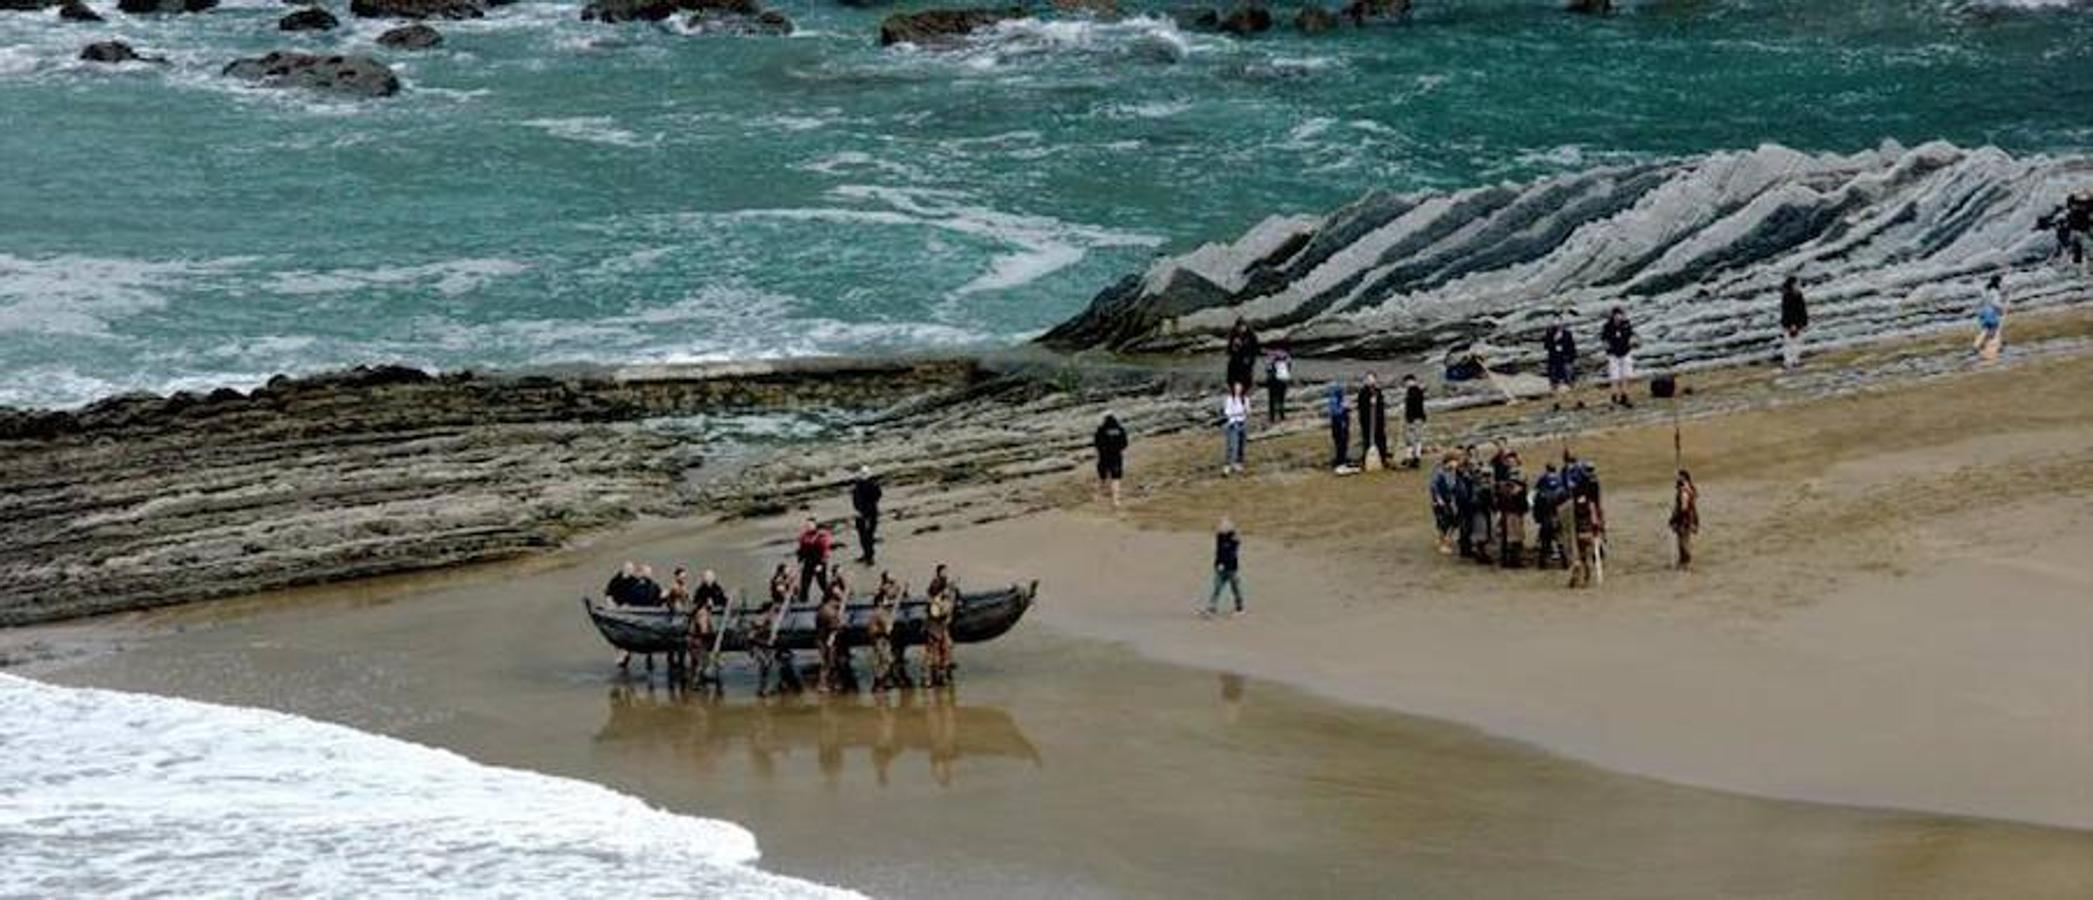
(581, 581, 1037, 655)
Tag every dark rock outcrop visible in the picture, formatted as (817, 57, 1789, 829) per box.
(1566, 0, 1611, 13)
(1340, 0, 1407, 23)
(1294, 5, 1336, 33)
(1171, 6, 1218, 30)
(278, 5, 338, 29)
(686, 6, 791, 34)
(115, 0, 216, 12)
(222, 51, 401, 98)
(377, 23, 443, 47)
(877, 7, 1024, 46)
(0, 0, 55, 10)
(348, 0, 481, 18)
(1217, 3, 1270, 35)
(58, 1, 103, 20)
(579, 0, 672, 21)
(79, 40, 164, 63)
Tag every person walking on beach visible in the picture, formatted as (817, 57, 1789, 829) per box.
(1094, 413, 1129, 507)
(1601, 306, 1636, 408)
(1202, 518, 1245, 617)
(1225, 319, 1262, 394)
(1400, 374, 1427, 469)
(1430, 453, 1460, 554)
(1780, 275, 1810, 370)
(1326, 378, 1351, 471)
(1221, 383, 1250, 476)
(851, 467, 882, 566)
(1974, 274, 2007, 363)
(1543, 311, 1578, 407)
(1357, 372, 1389, 470)
(795, 518, 832, 605)
(1670, 470, 1701, 570)
(1265, 344, 1292, 423)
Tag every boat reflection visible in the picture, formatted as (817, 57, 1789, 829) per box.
(596, 681, 1043, 787)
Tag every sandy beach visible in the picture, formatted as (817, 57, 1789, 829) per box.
(12, 319, 2092, 897)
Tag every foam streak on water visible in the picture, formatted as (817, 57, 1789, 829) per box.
(0, 674, 858, 899)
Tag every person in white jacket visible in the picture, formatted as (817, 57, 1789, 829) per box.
(1221, 384, 1250, 476)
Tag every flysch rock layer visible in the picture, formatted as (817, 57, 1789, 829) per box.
(1042, 142, 2093, 371)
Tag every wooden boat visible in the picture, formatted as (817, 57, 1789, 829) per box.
(581, 581, 1037, 655)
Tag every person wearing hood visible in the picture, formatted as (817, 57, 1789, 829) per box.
(1094, 413, 1130, 508)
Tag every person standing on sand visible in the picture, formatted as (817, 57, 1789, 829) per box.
(1203, 518, 1246, 617)
(1430, 453, 1460, 554)
(1566, 470, 1606, 589)
(851, 467, 882, 566)
(1400, 374, 1428, 469)
(1265, 343, 1292, 423)
(816, 579, 851, 693)
(795, 518, 832, 605)
(1532, 463, 1567, 570)
(1094, 413, 1129, 507)
(1974, 275, 2007, 363)
(1780, 275, 1810, 370)
(1670, 470, 1700, 570)
(1357, 372, 1389, 470)
(1453, 449, 1479, 559)
(1222, 383, 1250, 476)
(1225, 319, 1262, 394)
(1326, 378, 1351, 471)
(1543, 311, 1578, 407)
(1601, 306, 1636, 408)
(1496, 451, 1529, 569)
(924, 572, 957, 687)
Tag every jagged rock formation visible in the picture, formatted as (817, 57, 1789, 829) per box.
(278, 5, 338, 29)
(223, 51, 401, 98)
(377, 23, 443, 47)
(58, 1, 103, 21)
(348, 0, 481, 19)
(115, 0, 215, 12)
(1042, 142, 2093, 372)
(0, 360, 984, 626)
(877, 7, 1025, 46)
(79, 40, 164, 63)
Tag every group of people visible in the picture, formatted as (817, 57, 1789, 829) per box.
(2041, 191, 2093, 276)
(1424, 444, 1699, 587)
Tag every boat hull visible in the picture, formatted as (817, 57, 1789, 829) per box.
(582, 581, 1036, 655)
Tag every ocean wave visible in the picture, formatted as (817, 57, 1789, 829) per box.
(263, 258, 533, 298)
(519, 115, 660, 147)
(0, 254, 252, 338)
(0, 673, 856, 899)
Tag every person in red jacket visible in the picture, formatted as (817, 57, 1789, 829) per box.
(794, 518, 833, 605)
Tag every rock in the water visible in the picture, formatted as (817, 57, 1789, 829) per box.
(1171, 6, 1219, 30)
(58, 1, 103, 20)
(1340, 0, 1407, 24)
(1217, 3, 1270, 35)
(579, 0, 674, 21)
(278, 5, 338, 28)
(377, 23, 443, 48)
(348, 0, 481, 18)
(79, 40, 163, 63)
(223, 51, 400, 98)
(685, 6, 791, 35)
(877, 7, 1024, 46)
(1050, 0, 1116, 15)
(115, 0, 216, 12)
(1566, 0, 1611, 13)
(1039, 142, 2093, 373)
(1294, 5, 1336, 33)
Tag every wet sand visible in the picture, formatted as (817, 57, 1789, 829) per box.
(32, 515, 2093, 898)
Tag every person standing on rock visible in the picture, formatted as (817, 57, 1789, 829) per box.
(1326, 378, 1351, 471)
(1400, 373, 1428, 469)
(1601, 306, 1636, 408)
(1202, 518, 1246, 618)
(1264, 343, 1293, 424)
(1357, 373, 1389, 470)
(1094, 413, 1129, 508)
(1544, 312, 1578, 408)
(795, 518, 832, 605)
(1225, 319, 1262, 395)
(851, 467, 882, 567)
(1780, 275, 1810, 370)
(1221, 383, 1251, 476)
(1974, 274, 2007, 363)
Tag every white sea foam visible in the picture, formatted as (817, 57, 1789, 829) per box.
(0, 673, 858, 899)
(264, 258, 531, 297)
(519, 115, 660, 148)
(0, 254, 251, 338)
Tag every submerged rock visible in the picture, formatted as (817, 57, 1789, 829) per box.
(1340, 0, 1408, 24)
(877, 7, 1025, 46)
(1216, 3, 1270, 35)
(115, 0, 216, 12)
(685, 7, 791, 35)
(79, 39, 165, 63)
(278, 5, 338, 28)
(348, 0, 481, 18)
(1039, 142, 2093, 372)
(1294, 5, 1336, 33)
(58, 0, 103, 20)
(579, 0, 673, 21)
(1566, 0, 1611, 13)
(222, 51, 400, 98)
(377, 23, 443, 48)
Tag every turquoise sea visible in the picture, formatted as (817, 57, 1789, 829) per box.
(2, 0, 2089, 407)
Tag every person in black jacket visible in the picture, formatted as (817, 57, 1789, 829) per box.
(1356, 373, 1389, 469)
(1399, 374, 1428, 468)
(1780, 275, 1809, 369)
(1202, 518, 1245, 617)
(1093, 413, 1129, 508)
(1600, 306, 1636, 408)
(1543, 312, 1578, 408)
(851, 468, 882, 566)
(1224, 319, 1262, 394)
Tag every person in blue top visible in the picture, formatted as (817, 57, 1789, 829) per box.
(1974, 274, 2007, 363)
(1325, 379, 1350, 471)
(1429, 453, 1460, 554)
